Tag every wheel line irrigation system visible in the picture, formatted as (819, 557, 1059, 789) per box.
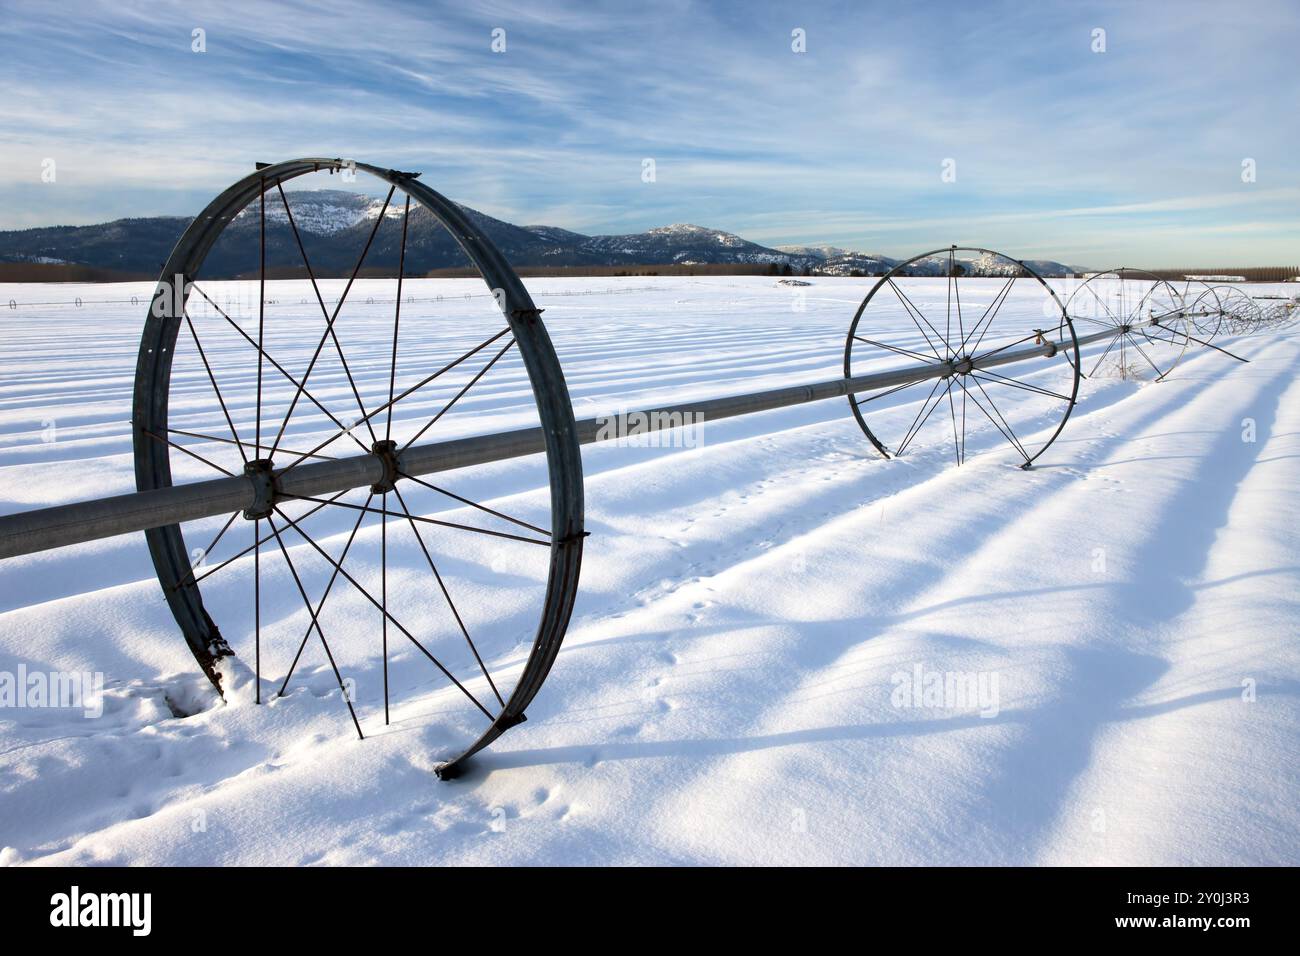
(0, 158, 1294, 778)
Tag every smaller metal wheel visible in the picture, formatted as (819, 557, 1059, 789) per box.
(844, 247, 1081, 470)
(1180, 280, 1225, 343)
(1214, 286, 1265, 335)
(1066, 269, 1190, 382)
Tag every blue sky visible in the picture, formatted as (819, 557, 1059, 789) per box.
(1, 0, 1296, 266)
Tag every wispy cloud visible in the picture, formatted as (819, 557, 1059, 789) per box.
(0, 0, 1295, 265)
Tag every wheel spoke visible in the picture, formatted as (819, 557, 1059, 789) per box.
(265, 514, 365, 740)
(275, 326, 512, 478)
(956, 275, 1015, 355)
(391, 484, 505, 707)
(853, 335, 939, 365)
(1133, 282, 1173, 323)
(271, 504, 496, 722)
(397, 337, 516, 453)
(885, 278, 946, 360)
(895, 377, 949, 457)
(268, 183, 395, 458)
(955, 377, 1023, 462)
(167, 428, 337, 462)
(255, 185, 266, 708)
(257, 182, 267, 454)
(254, 517, 261, 705)
(962, 275, 1017, 356)
(275, 181, 383, 448)
(1124, 333, 1165, 379)
(1142, 328, 1186, 348)
(189, 283, 372, 455)
(945, 249, 954, 345)
(398, 470, 550, 537)
(182, 311, 248, 465)
(138, 425, 235, 477)
(277, 494, 372, 698)
(381, 490, 389, 726)
(1071, 313, 1120, 329)
(945, 380, 961, 467)
(853, 377, 932, 406)
(971, 368, 1072, 402)
(1082, 281, 1123, 327)
(386, 196, 411, 443)
(970, 376, 1030, 462)
(190, 510, 241, 575)
(960, 383, 967, 464)
(173, 490, 349, 591)
(1087, 333, 1122, 378)
(953, 261, 966, 346)
(283, 494, 551, 547)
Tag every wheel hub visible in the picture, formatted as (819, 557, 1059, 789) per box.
(242, 458, 277, 520)
(369, 439, 401, 495)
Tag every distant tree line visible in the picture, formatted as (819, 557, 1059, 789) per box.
(1121, 266, 1300, 282)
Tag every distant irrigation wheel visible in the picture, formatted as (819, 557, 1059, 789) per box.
(1183, 282, 1226, 343)
(133, 158, 584, 778)
(1213, 286, 1265, 335)
(843, 247, 1081, 470)
(1066, 269, 1190, 382)
(1267, 297, 1300, 332)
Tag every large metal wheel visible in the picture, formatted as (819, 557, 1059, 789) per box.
(844, 247, 1081, 470)
(1066, 269, 1190, 381)
(133, 158, 584, 778)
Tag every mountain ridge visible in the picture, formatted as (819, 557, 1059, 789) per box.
(0, 189, 1081, 278)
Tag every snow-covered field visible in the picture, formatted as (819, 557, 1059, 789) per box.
(1, 275, 1297, 866)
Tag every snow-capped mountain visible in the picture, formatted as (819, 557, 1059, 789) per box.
(777, 244, 899, 277)
(780, 245, 1076, 278)
(236, 190, 404, 235)
(902, 251, 1075, 278)
(776, 244, 857, 259)
(0, 190, 1080, 279)
(575, 224, 802, 265)
(816, 253, 900, 276)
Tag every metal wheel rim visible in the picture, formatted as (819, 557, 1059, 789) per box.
(1067, 269, 1190, 381)
(132, 158, 584, 777)
(843, 247, 1081, 469)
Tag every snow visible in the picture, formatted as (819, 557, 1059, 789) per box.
(647, 224, 746, 247)
(775, 244, 858, 258)
(0, 275, 1297, 865)
(233, 190, 404, 235)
